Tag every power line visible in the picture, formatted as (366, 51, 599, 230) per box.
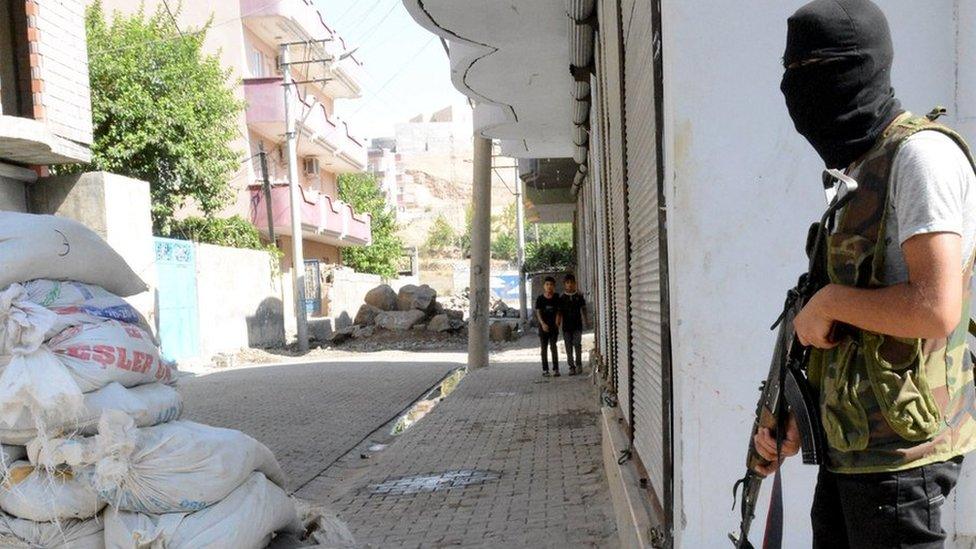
(89, 0, 288, 57)
(336, 0, 384, 28)
(161, 0, 184, 37)
(352, 2, 400, 46)
(349, 36, 437, 118)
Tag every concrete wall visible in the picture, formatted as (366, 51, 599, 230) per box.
(29, 171, 157, 329)
(194, 242, 285, 357)
(660, 2, 968, 547)
(0, 176, 27, 212)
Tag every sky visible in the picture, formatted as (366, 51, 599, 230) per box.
(313, 0, 466, 140)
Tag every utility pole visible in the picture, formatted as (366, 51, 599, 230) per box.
(258, 142, 276, 247)
(280, 44, 309, 352)
(514, 163, 528, 330)
(468, 136, 492, 370)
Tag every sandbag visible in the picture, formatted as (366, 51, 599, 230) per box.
(0, 383, 183, 445)
(0, 461, 103, 522)
(0, 511, 104, 549)
(33, 411, 285, 514)
(0, 212, 146, 297)
(104, 472, 296, 549)
(21, 280, 153, 339)
(0, 445, 25, 465)
(48, 321, 174, 392)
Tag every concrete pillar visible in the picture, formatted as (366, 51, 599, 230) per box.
(468, 136, 492, 369)
(515, 167, 528, 330)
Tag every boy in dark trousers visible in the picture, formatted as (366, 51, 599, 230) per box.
(535, 276, 560, 377)
(557, 274, 588, 376)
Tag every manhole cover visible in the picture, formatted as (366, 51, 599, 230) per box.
(368, 469, 501, 496)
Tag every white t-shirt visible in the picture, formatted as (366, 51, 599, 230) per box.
(866, 130, 976, 284)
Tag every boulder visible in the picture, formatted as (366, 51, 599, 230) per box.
(352, 325, 374, 339)
(397, 284, 437, 312)
(365, 285, 398, 311)
(354, 304, 382, 326)
(449, 319, 467, 331)
(427, 314, 451, 332)
(375, 310, 427, 331)
(328, 325, 357, 345)
(412, 323, 427, 331)
(445, 309, 464, 321)
(489, 322, 516, 342)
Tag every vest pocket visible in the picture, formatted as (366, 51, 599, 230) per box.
(862, 332, 942, 441)
(827, 233, 876, 287)
(821, 338, 871, 452)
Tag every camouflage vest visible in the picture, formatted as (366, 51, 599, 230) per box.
(808, 112, 976, 473)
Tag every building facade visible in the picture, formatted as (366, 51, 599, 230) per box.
(95, 0, 372, 318)
(405, 1, 976, 547)
(0, 0, 93, 210)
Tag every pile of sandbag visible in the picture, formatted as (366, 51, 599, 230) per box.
(0, 213, 298, 548)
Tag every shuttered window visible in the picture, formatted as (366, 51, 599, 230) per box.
(623, 0, 666, 500)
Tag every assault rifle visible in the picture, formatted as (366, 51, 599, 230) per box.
(729, 169, 859, 549)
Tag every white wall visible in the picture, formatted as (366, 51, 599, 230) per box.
(195, 243, 285, 357)
(661, 1, 967, 547)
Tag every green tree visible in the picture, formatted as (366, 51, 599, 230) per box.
(425, 214, 457, 253)
(338, 173, 404, 278)
(76, 3, 244, 234)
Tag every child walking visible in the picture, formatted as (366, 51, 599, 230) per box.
(557, 274, 588, 376)
(535, 276, 560, 377)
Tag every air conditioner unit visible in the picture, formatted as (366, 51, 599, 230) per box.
(303, 157, 320, 176)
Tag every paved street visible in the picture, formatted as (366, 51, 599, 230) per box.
(298, 342, 618, 548)
(178, 353, 465, 492)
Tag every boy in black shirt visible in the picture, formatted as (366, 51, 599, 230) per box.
(535, 276, 560, 377)
(557, 274, 588, 376)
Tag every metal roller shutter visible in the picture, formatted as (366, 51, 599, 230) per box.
(600, 0, 631, 427)
(589, 67, 610, 368)
(624, 0, 666, 500)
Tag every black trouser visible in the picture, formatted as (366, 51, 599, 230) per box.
(539, 330, 558, 372)
(563, 329, 583, 371)
(811, 457, 963, 549)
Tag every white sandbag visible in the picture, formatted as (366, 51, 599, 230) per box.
(0, 287, 86, 431)
(1, 445, 25, 465)
(104, 472, 297, 549)
(0, 212, 146, 297)
(0, 461, 103, 522)
(0, 383, 183, 445)
(21, 280, 153, 339)
(0, 511, 104, 549)
(47, 320, 175, 392)
(33, 411, 285, 514)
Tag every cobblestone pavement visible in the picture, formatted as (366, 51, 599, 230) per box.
(298, 341, 618, 548)
(177, 353, 465, 492)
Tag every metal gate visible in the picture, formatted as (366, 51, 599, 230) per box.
(304, 259, 322, 316)
(154, 238, 200, 362)
(624, 0, 667, 501)
(601, 0, 632, 428)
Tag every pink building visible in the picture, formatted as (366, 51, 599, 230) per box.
(95, 0, 372, 315)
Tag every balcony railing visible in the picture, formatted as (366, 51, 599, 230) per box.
(240, 0, 364, 98)
(250, 184, 372, 247)
(243, 77, 367, 173)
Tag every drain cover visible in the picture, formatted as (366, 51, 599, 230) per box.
(369, 469, 500, 496)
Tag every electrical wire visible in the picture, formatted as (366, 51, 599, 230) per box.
(89, 0, 289, 57)
(348, 36, 437, 118)
(353, 2, 400, 46)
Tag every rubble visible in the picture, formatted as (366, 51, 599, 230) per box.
(397, 284, 437, 313)
(354, 304, 381, 326)
(364, 285, 398, 311)
(489, 321, 518, 342)
(375, 310, 427, 331)
(427, 314, 452, 333)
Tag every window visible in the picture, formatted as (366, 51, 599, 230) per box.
(245, 42, 270, 78)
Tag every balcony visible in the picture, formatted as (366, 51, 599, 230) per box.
(250, 184, 372, 247)
(240, 0, 365, 98)
(244, 77, 367, 173)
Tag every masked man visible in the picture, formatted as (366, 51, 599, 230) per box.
(753, 1, 976, 547)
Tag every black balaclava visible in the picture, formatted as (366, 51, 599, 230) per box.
(780, 0, 903, 169)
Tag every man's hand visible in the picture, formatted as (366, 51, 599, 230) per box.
(541, 322, 550, 333)
(794, 286, 839, 349)
(752, 413, 801, 476)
